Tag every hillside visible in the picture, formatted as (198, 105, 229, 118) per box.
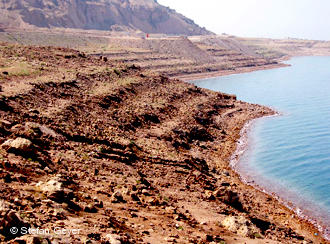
(0, 0, 211, 35)
(2, 29, 330, 82)
(0, 43, 325, 243)
(228, 36, 330, 59)
(0, 31, 283, 79)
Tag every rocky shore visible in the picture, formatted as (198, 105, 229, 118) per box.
(0, 43, 328, 243)
(174, 63, 289, 82)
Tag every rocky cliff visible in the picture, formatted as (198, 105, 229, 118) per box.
(0, 0, 211, 35)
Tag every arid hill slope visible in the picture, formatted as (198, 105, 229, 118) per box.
(0, 43, 325, 243)
(90, 35, 280, 78)
(230, 36, 330, 59)
(0, 0, 211, 35)
(0, 31, 280, 78)
(2, 30, 330, 81)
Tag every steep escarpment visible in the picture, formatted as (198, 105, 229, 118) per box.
(0, 0, 211, 35)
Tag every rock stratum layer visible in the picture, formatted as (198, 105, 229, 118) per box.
(0, 0, 211, 35)
(2, 30, 330, 81)
(0, 43, 326, 243)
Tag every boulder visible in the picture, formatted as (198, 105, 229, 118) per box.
(0, 205, 30, 239)
(84, 204, 98, 213)
(141, 189, 150, 196)
(11, 122, 63, 140)
(103, 234, 122, 244)
(221, 216, 259, 237)
(1, 137, 32, 152)
(204, 190, 216, 200)
(130, 193, 141, 202)
(218, 190, 244, 211)
(36, 176, 74, 204)
(111, 191, 125, 203)
(37, 177, 62, 194)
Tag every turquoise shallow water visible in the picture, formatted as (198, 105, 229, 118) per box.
(193, 57, 330, 238)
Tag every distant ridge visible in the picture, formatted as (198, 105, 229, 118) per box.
(0, 0, 212, 35)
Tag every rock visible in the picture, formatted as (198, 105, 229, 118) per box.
(165, 206, 176, 214)
(187, 127, 214, 142)
(130, 193, 141, 202)
(147, 198, 160, 206)
(37, 177, 62, 194)
(87, 233, 101, 241)
(0, 119, 11, 127)
(13, 235, 50, 244)
(122, 188, 130, 196)
(138, 176, 151, 188)
(221, 216, 259, 237)
(141, 189, 150, 196)
(36, 176, 75, 205)
(212, 189, 222, 197)
(205, 234, 214, 242)
(0, 96, 11, 112)
(204, 190, 216, 200)
(43, 167, 52, 173)
(221, 182, 231, 187)
(84, 204, 98, 213)
(103, 234, 122, 244)
(0, 208, 30, 239)
(1, 137, 32, 152)
(174, 213, 187, 221)
(11, 122, 63, 140)
(219, 190, 243, 211)
(164, 236, 177, 242)
(95, 201, 103, 208)
(111, 191, 125, 203)
(205, 235, 225, 243)
(4, 173, 12, 183)
(28, 109, 39, 114)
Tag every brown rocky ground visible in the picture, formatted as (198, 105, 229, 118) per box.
(0, 43, 328, 244)
(0, 30, 282, 80)
(1, 31, 330, 82)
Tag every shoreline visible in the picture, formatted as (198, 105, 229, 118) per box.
(1, 42, 329, 243)
(186, 62, 329, 243)
(174, 62, 290, 81)
(230, 113, 330, 242)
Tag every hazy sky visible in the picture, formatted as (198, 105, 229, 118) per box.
(158, 0, 330, 40)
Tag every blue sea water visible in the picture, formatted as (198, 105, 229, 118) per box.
(193, 57, 330, 238)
